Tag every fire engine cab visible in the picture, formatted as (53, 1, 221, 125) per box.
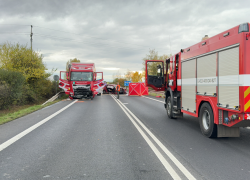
(59, 63, 105, 100)
(146, 23, 250, 138)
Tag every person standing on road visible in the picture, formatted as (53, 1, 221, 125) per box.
(116, 82, 120, 99)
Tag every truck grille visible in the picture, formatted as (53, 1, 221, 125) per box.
(74, 87, 90, 95)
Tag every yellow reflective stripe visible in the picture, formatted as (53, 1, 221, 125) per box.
(245, 100, 250, 111)
(244, 86, 250, 98)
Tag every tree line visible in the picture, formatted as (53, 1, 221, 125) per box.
(112, 49, 169, 86)
(0, 42, 57, 110)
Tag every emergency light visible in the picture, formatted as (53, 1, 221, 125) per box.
(244, 113, 250, 120)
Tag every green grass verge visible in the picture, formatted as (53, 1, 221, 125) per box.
(0, 98, 66, 125)
(148, 92, 165, 98)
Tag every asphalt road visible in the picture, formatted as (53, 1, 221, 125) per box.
(1, 94, 250, 179)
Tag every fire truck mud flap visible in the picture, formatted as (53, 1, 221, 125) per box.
(217, 125, 240, 137)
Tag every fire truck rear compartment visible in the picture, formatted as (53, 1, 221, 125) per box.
(181, 45, 240, 113)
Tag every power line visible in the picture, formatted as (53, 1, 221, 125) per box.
(0, 24, 169, 53)
(34, 33, 153, 52)
(0, 32, 30, 34)
(0, 24, 30, 26)
(34, 32, 168, 51)
(33, 25, 154, 49)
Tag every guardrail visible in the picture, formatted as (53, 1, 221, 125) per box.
(42, 91, 64, 106)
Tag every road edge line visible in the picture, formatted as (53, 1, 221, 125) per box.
(110, 95, 181, 180)
(0, 100, 78, 152)
(142, 96, 165, 103)
(114, 95, 196, 180)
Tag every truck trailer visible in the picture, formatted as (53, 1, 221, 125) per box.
(59, 63, 105, 100)
(145, 23, 250, 138)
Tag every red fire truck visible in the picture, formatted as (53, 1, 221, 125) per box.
(146, 23, 250, 138)
(59, 63, 105, 100)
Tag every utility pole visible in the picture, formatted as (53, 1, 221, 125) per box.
(30, 25, 33, 60)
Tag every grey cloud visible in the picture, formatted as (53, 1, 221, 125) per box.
(0, 0, 250, 81)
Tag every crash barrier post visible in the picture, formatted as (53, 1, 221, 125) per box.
(128, 83, 148, 96)
(42, 91, 63, 105)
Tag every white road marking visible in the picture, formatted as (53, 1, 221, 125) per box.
(142, 96, 165, 103)
(123, 103, 129, 104)
(112, 95, 196, 180)
(0, 100, 78, 152)
(110, 95, 181, 180)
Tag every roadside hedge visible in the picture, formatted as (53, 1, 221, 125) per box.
(0, 69, 26, 109)
(0, 69, 58, 110)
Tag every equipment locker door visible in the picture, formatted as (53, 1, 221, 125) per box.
(181, 59, 196, 113)
(145, 60, 165, 91)
(218, 46, 239, 109)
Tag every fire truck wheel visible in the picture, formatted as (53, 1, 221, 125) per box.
(166, 97, 174, 119)
(199, 102, 217, 138)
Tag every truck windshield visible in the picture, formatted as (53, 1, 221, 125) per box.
(71, 72, 93, 81)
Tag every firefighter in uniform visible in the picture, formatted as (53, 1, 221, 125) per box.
(116, 82, 120, 99)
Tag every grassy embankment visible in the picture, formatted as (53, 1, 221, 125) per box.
(0, 95, 68, 125)
(147, 87, 165, 98)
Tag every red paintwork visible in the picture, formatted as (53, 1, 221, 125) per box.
(196, 95, 218, 124)
(222, 111, 244, 127)
(145, 23, 250, 128)
(145, 60, 165, 91)
(59, 63, 105, 99)
(181, 109, 197, 117)
(129, 83, 148, 96)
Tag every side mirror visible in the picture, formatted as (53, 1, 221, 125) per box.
(157, 65, 162, 77)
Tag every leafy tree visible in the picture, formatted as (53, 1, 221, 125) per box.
(0, 42, 52, 83)
(66, 58, 80, 71)
(113, 77, 126, 86)
(124, 69, 133, 81)
(142, 49, 169, 75)
(131, 71, 143, 83)
(0, 42, 57, 104)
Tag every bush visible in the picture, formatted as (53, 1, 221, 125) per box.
(0, 81, 11, 109)
(0, 69, 26, 109)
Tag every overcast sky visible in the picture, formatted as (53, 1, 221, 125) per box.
(0, 0, 249, 81)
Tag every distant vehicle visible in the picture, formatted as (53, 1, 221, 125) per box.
(59, 63, 105, 100)
(146, 23, 250, 138)
(103, 84, 126, 94)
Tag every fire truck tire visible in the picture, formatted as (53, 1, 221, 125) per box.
(199, 102, 217, 138)
(166, 96, 174, 119)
